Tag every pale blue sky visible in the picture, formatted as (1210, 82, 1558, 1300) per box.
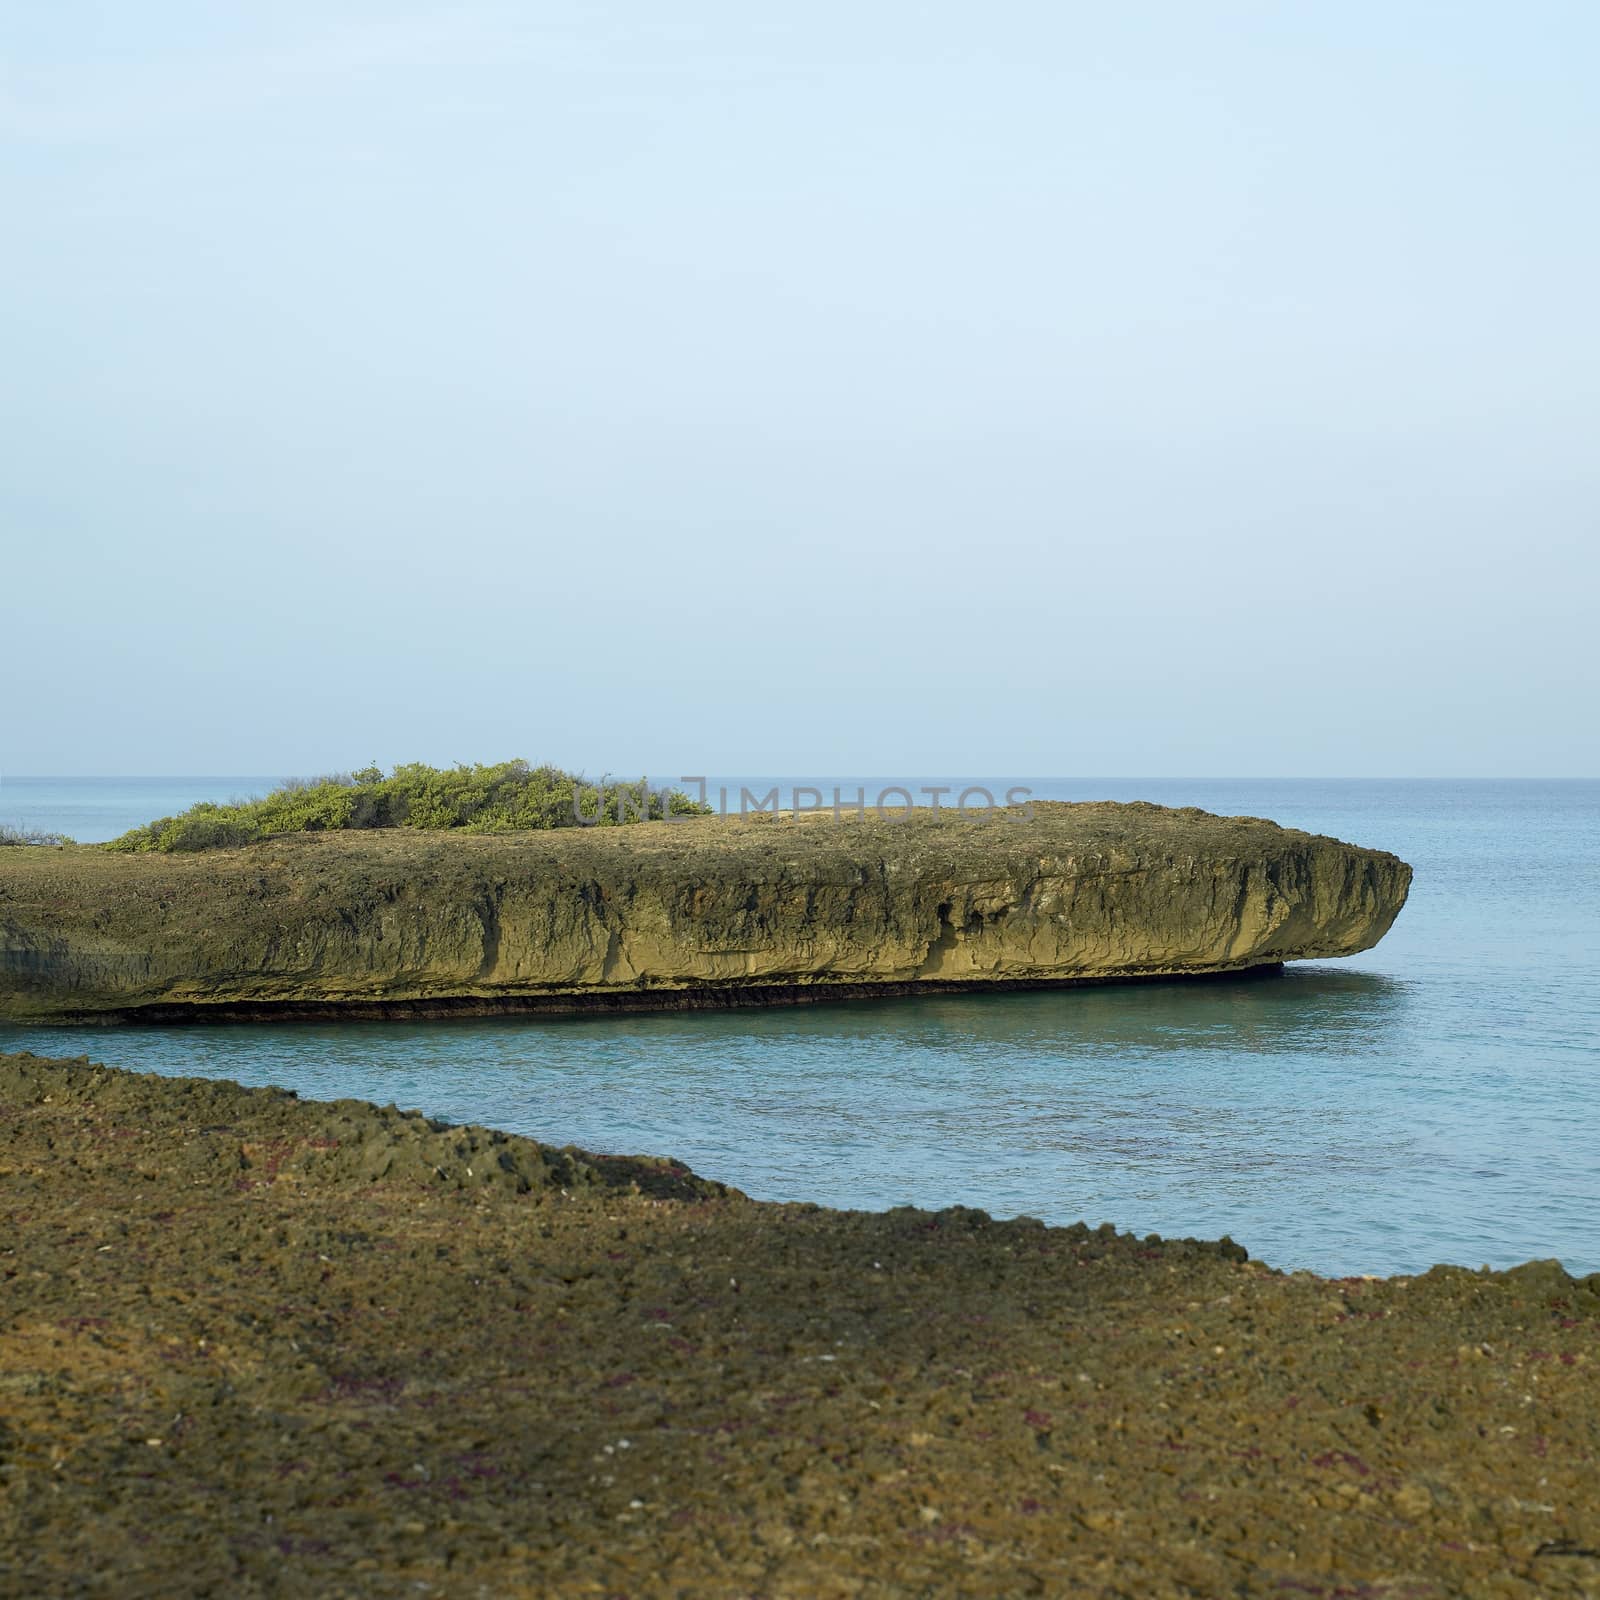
(3, 3, 1595, 776)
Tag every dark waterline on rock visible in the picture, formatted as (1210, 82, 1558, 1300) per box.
(42, 963, 1290, 1026)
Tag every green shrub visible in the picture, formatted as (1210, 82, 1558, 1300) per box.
(104, 762, 710, 853)
(154, 807, 264, 853)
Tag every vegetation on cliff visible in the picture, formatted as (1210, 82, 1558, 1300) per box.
(104, 760, 709, 853)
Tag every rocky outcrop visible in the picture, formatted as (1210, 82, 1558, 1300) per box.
(0, 802, 1411, 1022)
(4, 1049, 1594, 1600)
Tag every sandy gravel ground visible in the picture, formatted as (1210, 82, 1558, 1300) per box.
(2, 1051, 1597, 1598)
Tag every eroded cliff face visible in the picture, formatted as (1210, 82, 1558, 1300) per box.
(0, 803, 1411, 1022)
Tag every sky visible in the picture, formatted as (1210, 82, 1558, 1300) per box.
(2, 2, 1596, 777)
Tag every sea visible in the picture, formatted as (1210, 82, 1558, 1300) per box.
(2, 775, 1596, 1279)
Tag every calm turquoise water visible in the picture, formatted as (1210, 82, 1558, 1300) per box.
(2, 778, 1596, 1278)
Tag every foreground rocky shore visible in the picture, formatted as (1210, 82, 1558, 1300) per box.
(3, 1053, 1596, 1598)
(0, 803, 1410, 1022)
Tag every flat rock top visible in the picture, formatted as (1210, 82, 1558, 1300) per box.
(2, 1051, 1595, 1599)
(0, 800, 1400, 896)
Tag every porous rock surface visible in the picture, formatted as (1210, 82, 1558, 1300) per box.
(0, 803, 1410, 1021)
(2, 1052, 1597, 1599)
